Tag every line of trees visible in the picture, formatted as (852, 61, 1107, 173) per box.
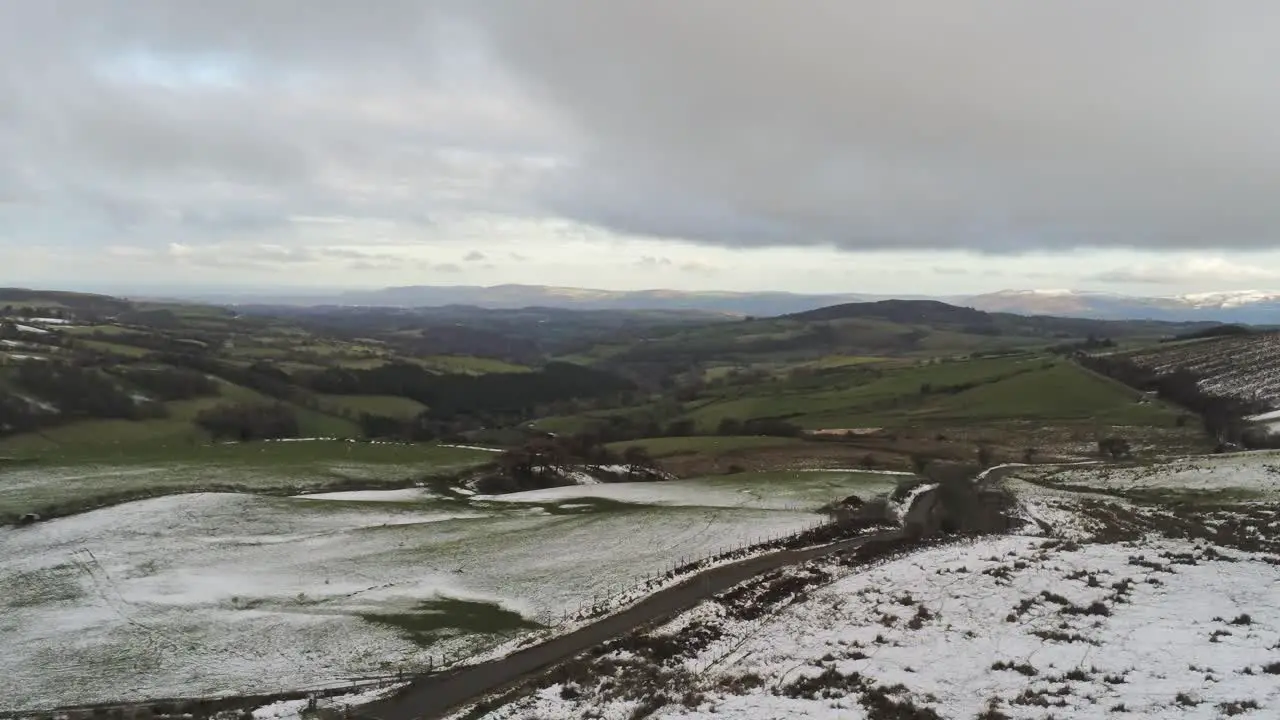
(1077, 353, 1277, 448)
(194, 402, 300, 441)
(0, 362, 177, 438)
(308, 361, 635, 421)
(481, 435, 660, 493)
(15, 362, 165, 421)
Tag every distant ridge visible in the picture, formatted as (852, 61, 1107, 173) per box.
(168, 284, 1280, 324)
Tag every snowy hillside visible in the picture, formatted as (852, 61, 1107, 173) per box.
(470, 457, 1280, 720)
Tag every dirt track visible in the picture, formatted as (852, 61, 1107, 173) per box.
(357, 528, 903, 720)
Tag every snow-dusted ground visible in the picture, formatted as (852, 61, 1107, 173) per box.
(492, 534, 1280, 720)
(1, 471, 883, 711)
(1127, 333, 1280, 410)
(475, 470, 899, 512)
(0, 458, 468, 519)
(1023, 451, 1280, 499)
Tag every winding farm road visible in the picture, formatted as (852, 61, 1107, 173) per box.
(356, 528, 904, 720)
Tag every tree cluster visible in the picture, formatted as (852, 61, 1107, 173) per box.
(1097, 437, 1132, 459)
(15, 362, 164, 421)
(194, 402, 300, 441)
(309, 361, 634, 422)
(0, 392, 43, 436)
(481, 435, 659, 493)
(158, 354, 298, 401)
(1078, 353, 1269, 445)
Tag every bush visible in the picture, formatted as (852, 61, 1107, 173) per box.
(1097, 436, 1132, 459)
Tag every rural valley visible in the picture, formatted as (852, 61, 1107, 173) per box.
(1, 286, 1279, 719)
(10, 6, 1280, 718)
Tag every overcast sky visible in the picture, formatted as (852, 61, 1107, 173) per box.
(4, 1, 1280, 296)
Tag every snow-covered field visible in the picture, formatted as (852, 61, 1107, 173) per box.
(0, 470, 888, 711)
(492, 534, 1280, 719)
(460, 454, 1280, 720)
(478, 469, 899, 512)
(1022, 451, 1280, 500)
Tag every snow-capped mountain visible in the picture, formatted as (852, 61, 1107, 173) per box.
(1173, 290, 1280, 309)
(963, 289, 1280, 324)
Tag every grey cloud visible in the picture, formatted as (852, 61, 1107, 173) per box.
(432, 262, 463, 273)
(0, 1, 561, 252)
(635, 255, 673, 267)
(110, 242, 433, 271)
(464, 250, 487, 261)
(1090, 258, 1280, 285)
(678, 261, 717, 274)
(464, 1, 1280, 252)
(8, 1, 1280, 263)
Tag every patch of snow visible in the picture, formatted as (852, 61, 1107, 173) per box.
(254, 683, 405, 720)
(1031, 451, 1280, 498)
(1248, 409, 1280, 423)
(1175, 289, 1280, 308)
(439, 444, 503, 453)
(295, 488, 438, 503)
(494, 535, 1280, 719)
(14, 393, 57, 413)
(889, 482, 937, 522)
(565, 469, 601, 485)
(13, 324, 49, 334)
(252, 698, 308, 720)
(26, 317, 73, 325)
(592, 464, 634, 474)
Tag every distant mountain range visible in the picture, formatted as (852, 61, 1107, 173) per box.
(963, 289, 1280, 324)
(180, 284, 1280, 324)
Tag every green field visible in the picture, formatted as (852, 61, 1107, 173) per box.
(605, 435, 807, 457)
(59, 325, 145, 336)
(0, 441, 496, 522)
(678, 355, 1182, 431)
(912, 361, 1174, 424)
(0, 378, 361, 457)
(684, 355, 1033, 428)
(417, 355, 531, 374)
(74, 339, 151, 357)
(320, 394, 428, 419)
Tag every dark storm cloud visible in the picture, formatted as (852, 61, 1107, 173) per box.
(463, 1, 1280, 252)
(6, 1, 1280, 258)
